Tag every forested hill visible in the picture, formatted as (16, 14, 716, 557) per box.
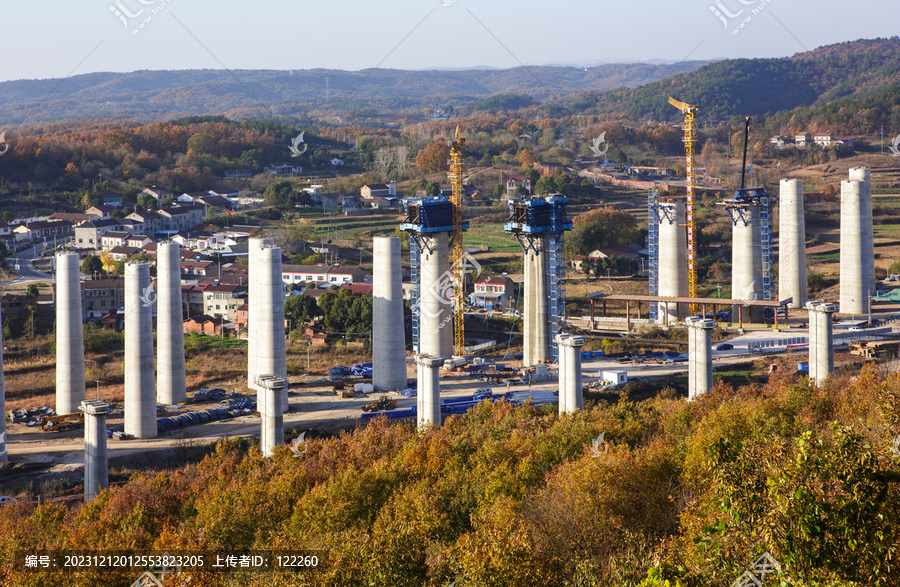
(0, 61, 707, 126)
(584, 37, 900, 122)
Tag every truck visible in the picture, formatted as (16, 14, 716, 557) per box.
(40, 412, 84, 432)
(442, 356, 469, 370)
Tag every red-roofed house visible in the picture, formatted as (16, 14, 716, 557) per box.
(183, 315, 226, 336)
(202, 284, 245, 322)
(470, 275, 515, 310)
(108, 246, 141, 261)
(341, 283, 374, 295)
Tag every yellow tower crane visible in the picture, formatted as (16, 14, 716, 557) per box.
(668, 96, 699, 314)
(449, 126, 466, 356)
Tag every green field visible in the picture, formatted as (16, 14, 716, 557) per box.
(807, 252, 840, 262)
(874, 224, 900, 239)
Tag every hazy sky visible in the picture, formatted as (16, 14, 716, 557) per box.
(0, 0, 897, 82)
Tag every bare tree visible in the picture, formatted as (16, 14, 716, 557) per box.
(394, 145, 410, 177)
(373, 148, 394, 178)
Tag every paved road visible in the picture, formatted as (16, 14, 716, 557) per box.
(5, 380, 493, 471)
(8, 243, 53, 285)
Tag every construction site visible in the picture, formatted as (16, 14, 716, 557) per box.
(4, 95, 900, 510)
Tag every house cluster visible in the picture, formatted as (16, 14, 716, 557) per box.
(78, 254, 370, 337)
(571, 244, 646, 272)
(5, 187, 267, 249)
(769, 131, 853, 149)
(18, 187, 368, 339)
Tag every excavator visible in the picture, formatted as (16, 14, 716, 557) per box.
(362, 396, 397, 413)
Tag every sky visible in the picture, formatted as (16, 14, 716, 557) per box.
(0, 0, 898, 83)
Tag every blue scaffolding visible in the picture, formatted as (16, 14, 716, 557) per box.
(723, 188, 775, 302)
(647, 189, 660, 322)
(505, 194, 573, 362)
(402, 197, 469, 353)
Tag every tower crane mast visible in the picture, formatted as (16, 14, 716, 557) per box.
(668, 97, 699, 314)
(449, 126, 466, 356)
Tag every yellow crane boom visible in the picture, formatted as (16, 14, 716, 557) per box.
(668, 97, 699, 314)
(449, 126, 466, 356)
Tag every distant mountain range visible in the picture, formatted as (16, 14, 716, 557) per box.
(0, 62, 710, 126)
(3, 37, 899, 127)
(582, 37, 900, 122)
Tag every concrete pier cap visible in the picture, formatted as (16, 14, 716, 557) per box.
(415, 354, 442, 429)
(685, 316, 715, 400)
(806, 301, 837, 386)
(81, 398, 110, 501)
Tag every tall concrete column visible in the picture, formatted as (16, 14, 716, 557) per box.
(258, 375, 286, 458)
(778, 179, 808, 309)
(373, 237, 407, 391)
(56, 252, 86, 415)
(0, 304, 6, 464)
(657, 202, 689, 323)
(81, 399, 109, 501)
(561, 335, 585, 413)
(556, 334, 570, 414)
(685, 317, 714, 400)
(839, 180, 869, 315)
(524, 237, 549, 366)
(807, 301, 837, 386)
(415, 354, 442, 429)
(849, 167, 875, 292)
(247, 237, 272, 407)
(124, 262, 156, 439)
(419, 232, 453, 360)
(156, 242, 186, 405)
(248, 238, 288, 413)
(731, 205, 764, 322)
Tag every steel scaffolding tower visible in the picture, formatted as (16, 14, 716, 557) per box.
(759, 193, 773, 301)
(505, 194, 573, 362)
(723, 187, 776, 303)
(402, 197, 468, 355)
(409, 237, 421, 352)
(647, 189, 660, 322)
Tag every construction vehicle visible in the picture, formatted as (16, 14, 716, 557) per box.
(40, 412, 84, 432)
(362, 396, 398, 412)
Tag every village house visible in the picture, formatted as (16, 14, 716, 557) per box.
(470, 275, 516, 310)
